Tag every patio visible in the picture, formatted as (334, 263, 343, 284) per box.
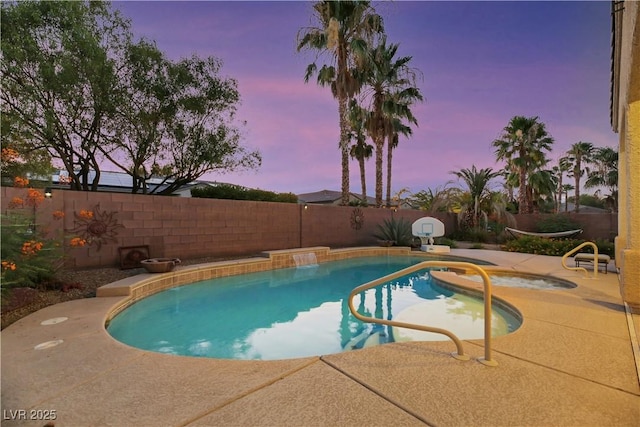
(1, 249, 639, 426)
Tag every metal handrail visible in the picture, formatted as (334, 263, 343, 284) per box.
(561, 241, 599, 278)
(347, 261, 498, 366)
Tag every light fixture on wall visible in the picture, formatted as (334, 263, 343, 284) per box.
(44, 187, 52, 198)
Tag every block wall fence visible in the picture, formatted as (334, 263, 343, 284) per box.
(1, 187, 617, 269)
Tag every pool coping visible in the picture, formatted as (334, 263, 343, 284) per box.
(98, 246, 479, 322)
(2, 248, 639, 426)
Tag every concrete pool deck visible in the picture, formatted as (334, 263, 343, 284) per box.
(1, 249, 639, 426)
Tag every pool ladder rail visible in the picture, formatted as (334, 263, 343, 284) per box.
(348, 261, 498, 367)
(561, 241, 599, 279)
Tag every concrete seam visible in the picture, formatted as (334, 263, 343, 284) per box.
(466, 341, 640, 396)
(319, 356, 435, 426)
(179, 358, 319, 426)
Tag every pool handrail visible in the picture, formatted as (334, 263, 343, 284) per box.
(348, 261, 498, 366)
(561, 241, 598, 278)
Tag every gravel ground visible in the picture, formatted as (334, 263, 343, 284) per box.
(0, 255, 243, 330)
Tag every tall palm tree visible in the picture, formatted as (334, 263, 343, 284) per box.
(450, 165, 502, 229)
(385, 112, 413, 207)
(565, 141, 594, 213)
(527, 168, 556, 212)
(297, 1, 383, 205)
(492, 116, 554, 214)
(359, 37, 423, 207)
(562, 184, 575, 212)
(585, 146, 618, 211)
(347, 99, 373, 202)
(552, 156, 572, 213)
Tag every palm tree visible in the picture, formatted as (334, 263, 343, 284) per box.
(297, 1, 383, 205)
(492, 116, 554, 214)
(527, 168, 556, 212)
(347, 100, 373, 202)
(358, 37, 423, 207)
(450, 165, 503, 229)
(562, 184, 574, 212)
(585, 146, 618, 211)
(407, 186, 459, 212)
(552, 156, 572, 213)
(385, 113, 413, 207)
(565, 141, 594, 213)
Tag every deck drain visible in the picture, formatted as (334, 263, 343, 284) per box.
(41, 317, 68, 326)
(34, 340, 64, 350)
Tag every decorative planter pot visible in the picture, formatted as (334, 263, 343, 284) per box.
(378, 240, 395, 247)
(140, 258, 181, 273)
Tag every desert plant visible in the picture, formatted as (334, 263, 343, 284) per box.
(373, 217, 413, 246)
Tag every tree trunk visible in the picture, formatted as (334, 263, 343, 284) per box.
(374, 136, 384, 208)
(385, 142, 393, 207)
(518, 167, 528, 214)
(338, 96, 350, 205)
(359, 156, 367, 203)
(574, 159, 581, 213)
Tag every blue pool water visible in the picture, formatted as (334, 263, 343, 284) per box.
(107, 256, 521, 360)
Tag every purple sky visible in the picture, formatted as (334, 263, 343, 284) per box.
(114, 1, 617, 197)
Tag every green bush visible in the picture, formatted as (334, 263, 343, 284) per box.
(373, 217, 413, 246)
(191, 184, 298, 203)
(535, 215, 582, 233)
(1, 211, 64, 293)
(502, 236, 615, 258)
(434, 237, 457, 248)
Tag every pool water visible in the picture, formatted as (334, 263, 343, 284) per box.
(107, 256, 521, 360)
(460, 273, 576, 289)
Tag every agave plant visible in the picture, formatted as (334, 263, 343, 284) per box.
(373, 217, 413, 246)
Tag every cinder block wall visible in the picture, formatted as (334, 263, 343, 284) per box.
(511, 213, 618, 241)
(1, 187, 615, 269)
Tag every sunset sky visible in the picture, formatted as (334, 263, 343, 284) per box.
(114, 0, 617, 197)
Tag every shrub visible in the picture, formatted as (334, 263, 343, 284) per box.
(191, 184, 298, 203)
(1, 199, 65, 293)
(434, 237, 457, 248)
(502, 236, 615, 258)
(535, 215, 582, 233)
(373, 217, 413, 246)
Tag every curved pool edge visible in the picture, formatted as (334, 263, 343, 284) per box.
(429, 270, 524, 329)
(3, 248, 636, 427)
(98, 246, 493, 323)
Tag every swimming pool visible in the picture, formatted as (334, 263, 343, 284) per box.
(459, 272, 576, 289)
(107, 256, 521, 360)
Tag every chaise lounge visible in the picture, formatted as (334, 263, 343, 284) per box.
(574, 253, 611, 274)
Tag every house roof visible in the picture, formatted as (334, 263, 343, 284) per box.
(297, 189, 375, 205)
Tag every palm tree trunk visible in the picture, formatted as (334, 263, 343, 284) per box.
(359, 156, 367, 203)
(574, 159, 581, 213)
(338, 96, 350, 205)
(518, 167, 528, 214)
(374, 136, 384, 207)
(385, 142, 393, 207)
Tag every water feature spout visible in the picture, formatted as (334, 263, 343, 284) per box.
(293, 252, 318, 268)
